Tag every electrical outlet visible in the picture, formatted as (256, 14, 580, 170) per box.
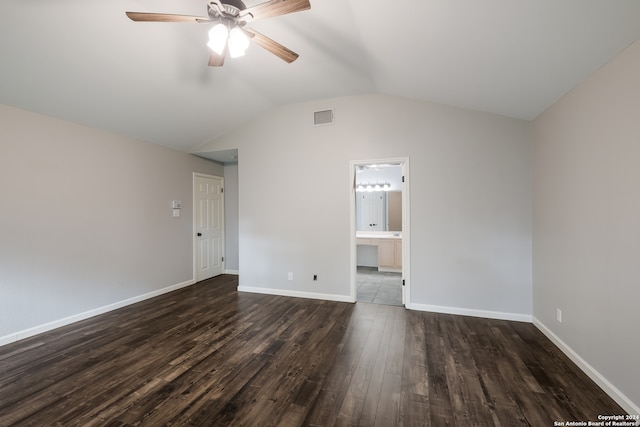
(556, 308, 562, 323)
(288, 272, 293, 281)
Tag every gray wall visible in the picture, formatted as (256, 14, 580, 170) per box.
(195, 93, 533, 320)
(0, 104, 222, 342)
(532, 40, 640, 412)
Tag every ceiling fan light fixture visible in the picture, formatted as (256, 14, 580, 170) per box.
(228, 27, 250, 58)
(207, 23, 229, 54)
(126, 0, 311, 67)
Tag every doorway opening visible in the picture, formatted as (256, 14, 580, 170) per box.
(350, 158, 410, 306)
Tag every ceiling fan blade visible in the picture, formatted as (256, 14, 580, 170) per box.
(125, 12, 208, 23)
(244, 28, 299, 63)
(240, 0, 310, 22)
(208, 49, 226, 67)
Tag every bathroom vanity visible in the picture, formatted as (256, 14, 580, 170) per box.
(356, 231, 402, 272)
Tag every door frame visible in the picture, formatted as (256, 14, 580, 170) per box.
(193, 172, 225, 281)
(349, 157, 410, 305)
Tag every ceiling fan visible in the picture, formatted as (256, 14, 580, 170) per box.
(126, 0, 311, 67)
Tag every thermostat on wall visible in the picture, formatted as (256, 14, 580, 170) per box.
(172, 200, 182, 209)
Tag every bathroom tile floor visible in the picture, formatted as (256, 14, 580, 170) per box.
(356, 266, 403, 306)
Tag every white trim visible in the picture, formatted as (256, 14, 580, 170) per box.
(238, 286, 354, 303)
(224, 269, 239, 275)
(533, 317, 640, 416)
(406, 302, 532, 323)
(401, 160, 410, 306)
(350, 157, 410, 306)
(0, 279, 196, 348)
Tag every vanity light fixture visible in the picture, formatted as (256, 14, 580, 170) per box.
(356, 182, 391, 192)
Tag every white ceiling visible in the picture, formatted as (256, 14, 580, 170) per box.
(1, 0, 639, 153)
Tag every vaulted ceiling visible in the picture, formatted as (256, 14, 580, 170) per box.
(1, 0, 640, 152)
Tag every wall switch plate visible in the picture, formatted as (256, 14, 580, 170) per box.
(556, 308, 562, 323)
(288, 272, 293, 281)
(172, 209, 180, 217)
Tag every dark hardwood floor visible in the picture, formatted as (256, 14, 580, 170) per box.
(0, 275, 625, 426)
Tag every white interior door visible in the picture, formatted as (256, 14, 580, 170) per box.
(194, 174, 224, 281)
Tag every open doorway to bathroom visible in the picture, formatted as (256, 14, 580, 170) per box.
(350, 158, 410, 307)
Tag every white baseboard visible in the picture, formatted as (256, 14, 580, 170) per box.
(0, 279, 196, 348)
(533, 317, 640, 416)
(238, 286, 354, 303)
(224, 269, 239, 275)
(406, 302, 532, 323)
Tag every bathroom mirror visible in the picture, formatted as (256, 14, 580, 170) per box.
(355, 164, 402, 232)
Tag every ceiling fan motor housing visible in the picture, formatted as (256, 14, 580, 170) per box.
(222, 0, 247, 10)
(208, 0, 246, 19)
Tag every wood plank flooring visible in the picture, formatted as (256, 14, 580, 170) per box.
(0, 275, 626, 426)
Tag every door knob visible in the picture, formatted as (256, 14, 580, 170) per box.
(197, 233, 202, 236)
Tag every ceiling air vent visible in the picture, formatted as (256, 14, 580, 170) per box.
(314, 109, 334, 126)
